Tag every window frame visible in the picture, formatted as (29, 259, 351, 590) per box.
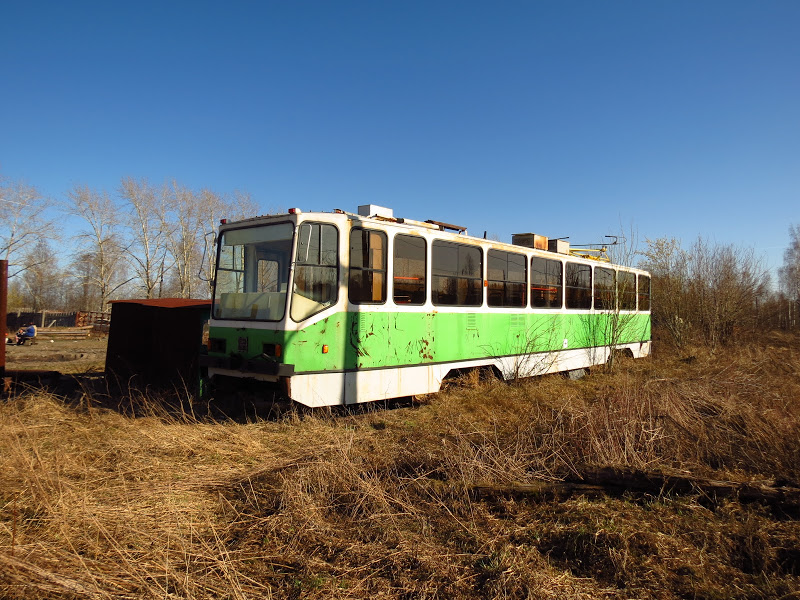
(487, 249, 527, 308)
(348, 226, 388, 305)
(393, 234, 427, 305)
(530, 256, 563, 309)
(213, 221, 294, 322)
(431, 240, 483, 307)
(565, 262, 592, 310)
(618, 270, 637, 311)
(291, 221, 340, 322)
(594, 266, 616, 311)
(638, 274, 651, 312)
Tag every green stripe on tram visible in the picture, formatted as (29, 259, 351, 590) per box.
(211, 312, 650, 374)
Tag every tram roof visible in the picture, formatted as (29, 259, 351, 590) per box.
(217, 208, 650, 274)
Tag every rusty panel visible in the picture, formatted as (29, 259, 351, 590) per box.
(105, 299, 211, 393)
(512, 233, 548, 250)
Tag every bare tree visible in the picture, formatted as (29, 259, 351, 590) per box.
(779, 225, 800, 304)
(197, 188, 260, 298)
(159, 184, 261, 299)
(20, 239, 64, 311)
(0, 173, 59, 278)
(65, 252, 101, 312)
(119, 176, 170, 298)
(197, 188, 230, 298)
(65, 184, 130, 311)
(159, 181, 204, 298)
(688, 238, 768, 351)
(640, 237, 691, 347)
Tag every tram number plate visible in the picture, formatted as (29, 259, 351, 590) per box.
(238, 337, 249, 352)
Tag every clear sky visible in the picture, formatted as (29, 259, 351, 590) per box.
(2, 1, 798, 275)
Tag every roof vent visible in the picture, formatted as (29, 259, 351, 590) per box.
(548, 239, 570, 254)
(357, 204, 394, 218)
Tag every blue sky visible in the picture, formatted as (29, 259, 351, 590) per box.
(2, 1, 798, 275)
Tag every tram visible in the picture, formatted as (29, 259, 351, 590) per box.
(200, 205, 651, 407)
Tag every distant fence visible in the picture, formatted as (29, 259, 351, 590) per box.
(6, 310, 111, 333)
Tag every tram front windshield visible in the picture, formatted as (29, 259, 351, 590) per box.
(213, 223, 293, 321)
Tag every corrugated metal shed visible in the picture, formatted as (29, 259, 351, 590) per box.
(105, 298, 211, 393)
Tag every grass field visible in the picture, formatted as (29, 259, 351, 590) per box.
(1, 333, 799, 599)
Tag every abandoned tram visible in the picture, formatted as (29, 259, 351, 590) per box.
(200, 206, 651, 407)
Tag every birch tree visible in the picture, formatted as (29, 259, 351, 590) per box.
(0, 173, 59, 278)
(119, 176, 169, 298)
(161, 181, 204, 298)
(66, 184, 130, 311)
(779, 225, 800, 302)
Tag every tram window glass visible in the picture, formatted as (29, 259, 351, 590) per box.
(531, 257, 562, 308)
(432, 240, 482, 306)
(488, 250, 527, 307)
(619, 271, 637, 310)
(291, 223, 339, 321)
(349, 227, 387, 304)
(565, 263, 592, 309)
(393, 234, 426, 304)
(257, 260, 280, 292)
(638, 274, 651, 311)
(216, 222, 294, 322)
(594, 267, 616, 310)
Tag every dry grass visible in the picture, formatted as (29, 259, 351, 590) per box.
(2, 332, 800, 599)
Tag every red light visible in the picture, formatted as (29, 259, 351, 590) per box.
(288, 208, 302, 214)
(220, 218, 228, 224)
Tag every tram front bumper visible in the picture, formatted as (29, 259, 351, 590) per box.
(199, 354, 295, 377)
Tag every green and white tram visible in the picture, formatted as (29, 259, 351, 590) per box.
(201, 206, 651, 407)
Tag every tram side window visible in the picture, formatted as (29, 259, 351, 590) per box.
(393, 234, 426, 305)
(565, 263, 592, 309)
(594, 267, 616, 311)
(530, 257, 562, 309)
(619, 271, 637, 311)
(432, 240, 482, 306)
(291, 223, 339, 321)
(349, 227, 387, 304)
(638, 274, 651, 311)
(488, 250, 526, 307)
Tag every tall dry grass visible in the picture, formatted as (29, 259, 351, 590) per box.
(2, 331, 799, 598)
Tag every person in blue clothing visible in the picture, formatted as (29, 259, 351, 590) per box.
(15, 322, 37, 345)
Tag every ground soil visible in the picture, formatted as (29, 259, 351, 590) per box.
(3, 334, 108, 374)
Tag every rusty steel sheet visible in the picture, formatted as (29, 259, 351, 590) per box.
(110, 298, 212, 309)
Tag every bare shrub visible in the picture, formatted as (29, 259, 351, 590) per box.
(642, 236, 770, 351)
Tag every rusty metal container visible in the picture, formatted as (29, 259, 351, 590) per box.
(105, 299, 211, 394)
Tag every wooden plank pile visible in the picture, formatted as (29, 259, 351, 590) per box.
(34, 326, 94, 341)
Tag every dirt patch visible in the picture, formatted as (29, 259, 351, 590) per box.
(4, 335, 108, 374)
